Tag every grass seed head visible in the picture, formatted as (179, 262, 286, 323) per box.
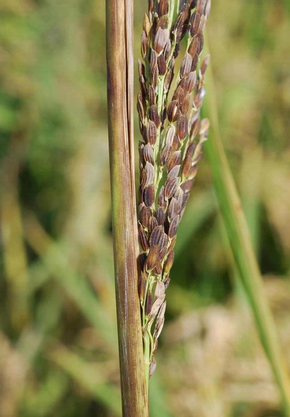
(137, 0, 211, 374)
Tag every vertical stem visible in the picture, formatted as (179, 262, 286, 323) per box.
(143, 330, 151, 392)
(106, 1, 149, 416)
(205, 34, 290, 416)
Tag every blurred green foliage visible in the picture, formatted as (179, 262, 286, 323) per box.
(0, 0, 290, 416)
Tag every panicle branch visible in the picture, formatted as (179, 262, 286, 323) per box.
(137, 0, 211, 381)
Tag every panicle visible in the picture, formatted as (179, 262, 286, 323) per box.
(137, 0, 211, 376)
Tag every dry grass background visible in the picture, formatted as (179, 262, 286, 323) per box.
(0, 0, 290, 416)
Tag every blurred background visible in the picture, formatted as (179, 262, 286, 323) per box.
(0, 0, 290, 416)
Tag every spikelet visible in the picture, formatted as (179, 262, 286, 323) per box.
(138, 0, 211, 377)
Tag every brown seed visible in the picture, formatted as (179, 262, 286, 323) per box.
(164, 39, 171, 60)
(200, 54, 210, 75)
(145, 291, 153, 315)
(177, 115, 188, 140)
(157, 15, 168, 30)
(148, 0, 154, 13)
(190, 116, 201, 139)
(146, 120, 157, 145)
(187, 164, 198, 179)
(155, 281, 165, 298)
(150, 294, 165, 317)
(183, 71, 197, 93)
(139, 204, 152, 228)
(137, 93, 145, 121)
(138, 222, 149, 251)
(164, 177, 179, 199)
(165, 125, 176, 147)
(149, 105, 160, 127)
(198, 14, 207, 35)
(138, 253, 147, 272)
(173, 85, 185, 104)
(181, 178, 194, 193)
(160, 144, 172, 166)
(153, 28, 168, 54)
(189, 12, 201, 37)
(196, 0, 206, 15)
(168, 215, 180, 238)
(157, 300, 166, 320)
(149, 216, 158, 233)
(158, 186, 167, 209)
(149, 225, 164, 248)
(174, 186, 184, 206)
(143, 143, 154, 164)
(154, 262, 163, 275)
(180, 95, 190, 114)
(155, 207, 166, 225)
(181, 157, 192, 180)
(167, 150, 182, 172)
(167, 100, 179, 122)
(154, 316, 165, 340)
(146, 245, 160, 271)
(174, 13, 185, 41)
(150, 49, 157, 74)
(145, 161, 154, 185)
(143, 185, 155, 207)
(197, 33, 204, 55)
(141, 31, 148, 58)
(194, 88, 206, 109)
(159, 0, 169, 16)
(152, 66, 159, 89)
(153, 302, 166, 339)
(159, 246, 167, 261)
(185, 142, 197, 159)
(180, 53, 192, 77)
(172, 135, 180, 151)
(138, 59, 145, 78)
(148, 85, 155, 106)
(164, 250, 175, 275)
(188, 36, 200, 59)
(167, 164, 180, 180)
(168, 197, 180, 221)
(181, 192, 190, 211)
(139, 75, 147, 98)
(140, 168, 147, 190)
(157, 54, 167, 75)
(164, 68, 173, 92)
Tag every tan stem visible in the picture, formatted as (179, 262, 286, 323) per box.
(106, 0, 149, 416)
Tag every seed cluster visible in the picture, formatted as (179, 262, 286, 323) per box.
(137, 0, 210, 377)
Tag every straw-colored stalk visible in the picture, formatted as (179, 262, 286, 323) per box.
(106, 0, 148, 415)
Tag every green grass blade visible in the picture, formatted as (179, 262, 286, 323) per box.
(48, 345, 122, 416)
(24, 216, 117, 348)
(204, 35, 290, 416)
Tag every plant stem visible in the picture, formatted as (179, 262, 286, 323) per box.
(205, 34, 290, 417)
(144, 330, 151, 392)
(106, 0, 148, 415)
